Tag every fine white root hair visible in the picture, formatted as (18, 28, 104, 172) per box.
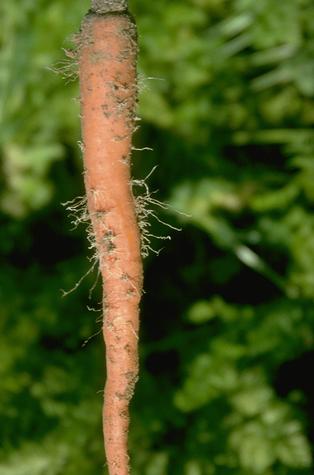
(137, 73, 166, 95)
(61, 259, 98, 298)
(48, 48, 79, 83)
(62, 195, 89, 229)
(81, 328, 103, 348)
(61, 195, 99, 297)
(132, 166, 181, 258)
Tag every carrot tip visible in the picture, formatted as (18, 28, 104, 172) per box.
(91, 0, 128, 14)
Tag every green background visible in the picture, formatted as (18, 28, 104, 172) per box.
(1, 0, 314, 473)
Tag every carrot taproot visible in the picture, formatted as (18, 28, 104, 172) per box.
(78, 2, 142, 473)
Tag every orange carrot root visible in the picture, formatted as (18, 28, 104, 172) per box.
(79, 4, 142, 474)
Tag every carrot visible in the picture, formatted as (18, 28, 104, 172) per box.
(78, 1, 142, 474)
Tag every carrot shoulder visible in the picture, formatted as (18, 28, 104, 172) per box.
(79, 3, 142, 474)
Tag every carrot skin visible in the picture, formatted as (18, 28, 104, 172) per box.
(79, 12, 142, 475)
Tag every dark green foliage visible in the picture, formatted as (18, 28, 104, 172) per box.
(0, 0, 314, 473)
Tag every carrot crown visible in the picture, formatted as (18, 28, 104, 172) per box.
(91, 0, 128, 14)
